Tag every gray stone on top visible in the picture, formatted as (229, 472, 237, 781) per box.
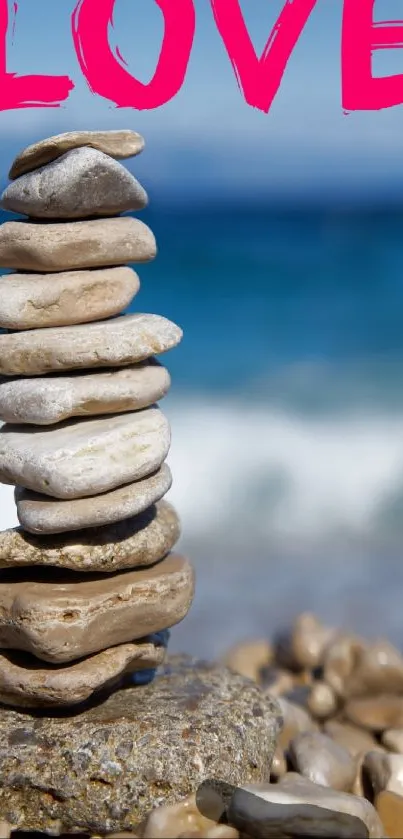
(0, 314, 182, 376)
(0, 266, 140, 330)
(9, 129, 145, 179)
(0, 656, 281, 833)
(15, 464, 173, 535)
(0, 407, 170, 499)
(1, 499, 180, 573)
(0, 360, 171, 425)
(2, 147, 148, 219)
(0, 217, 156, 272)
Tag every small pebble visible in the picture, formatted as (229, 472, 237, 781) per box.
(323, 633, 366, 698)
(382, 728, 403, 753)
(345, 695, 403, 732)
(142, 793, 218, 838)
(270, 745, 287, 780)
(223, 639, 273, 682)
(323, 720, 381, 758)
(363, 751, 403, 798)
(277, 696, 317, 749)
(307, 680, 338, 719)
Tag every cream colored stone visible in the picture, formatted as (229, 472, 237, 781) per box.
(143, 794, 217, 839)
(0, 314, 182, 376)
(343, 641, 403, 698)
(15, 465, 172, 534)
(0, 635, 167, 708)
(9, 129, 145, 179)
(345, 695, 403, 732)
(323, 721, 381, 758)
(223, 639, 273, 682)
(0, 360, 170, 425)
(261, 667, 295, 698)
(0, 217, 156, 272)
(276, 613, 336, 672)
(270, 745, 287, 780)
(2, 147, 148, 219)
(323, 633, 367, 698)
(288, 731, 357, 792)
(0, 553, 194, 663)
(0, 500, 179, 573)
(0, 266, 139, 330)
(307, 681, 338, 720)
(0, 407, 170, 499)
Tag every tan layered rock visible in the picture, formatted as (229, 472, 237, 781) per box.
(0, 500, 179, 573)
(15, 465, 173, 534)
(0, 217, 156, 272)
(9, 129, 145, 179)
(0, 407, 170, 499)
(0, 635, 168, 708)
(0, 266, 139, 330)
(0, 360, 170, 425)
(0, 553, 195, 663)
(0, 313, 182, 376)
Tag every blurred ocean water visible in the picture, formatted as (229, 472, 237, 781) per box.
(3, 206, 403, 656)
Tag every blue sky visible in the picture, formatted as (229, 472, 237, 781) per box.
(2, 0, 403, 203)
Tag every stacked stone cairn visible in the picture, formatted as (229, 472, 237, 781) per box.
(0, 129, 195, 709)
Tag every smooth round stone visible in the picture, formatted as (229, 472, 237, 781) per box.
(342, 641, 403, 698)
(345, 695, 403, 732)
(270, 746, 287, 781)
(323, 633, 366, 698)
(375, 790, 403, 839)
(0, 217, 156, 272)
(363, 751, 403, 797)
(223, 640, 273, 682)
(9, 129, 145, 179)
(382, 728, 403, 753)
(0, 500, 179, 573)
(2, 148, 148, 219)
(0, 266, 139, 331)
(0, 407, 170, 499)
(275, 613, 335, 672)
(142, 794, 217, 838)
(261, 667, 295, 698)
(0, 656, 281, 833)
(0, 633, 168, 709)
(277, 697, 317, 749)
(0, 360, 170, 425)
(323, 720, 381, 758)
(307, 681, 338, 720)
(15, 464, 173, 534)
(0, 314, 182, 376)
(227, 774, 384, 839)
(288, 731, 356, 792)
(0, 553, 194, 663)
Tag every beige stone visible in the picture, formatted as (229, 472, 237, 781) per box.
(0, 313, 182, 376)
(0, 407, 170, 499)
(0, 553, 194, 663)
(9, 129, 145, 179)
(0, 500, 179, 573)
(0, 266, 139, 331)
(345, 695, 403, 732)
(363, 751, 403, 798)
(343, 640, 403, 698)
(275, 613, 336, 672)
(270, 746, 287, 781)
(223, 639, 273, 682)
(0, 360, 170, 425)
(261, 667, 295, 698)
(288, 731, 356, 792)
(382, 728, 403, 753)
(142, 794, 217, 838)
(375, 789, 403, 839)
(0, 217, 156, 272)
(277, 697, 317, 749)
(228, 774, 384, 838)
(0, 634, 167, 708)
(323, 720, 381, 758)
(15, 464, 173, 534)
(2, 147, 148, 219)
(323, 633, 367, 698)
(307, 681, 338, 720)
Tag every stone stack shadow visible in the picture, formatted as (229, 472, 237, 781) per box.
(0, 129, 195, 709)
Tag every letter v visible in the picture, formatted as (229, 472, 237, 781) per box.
(210, 0, 319, 113)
